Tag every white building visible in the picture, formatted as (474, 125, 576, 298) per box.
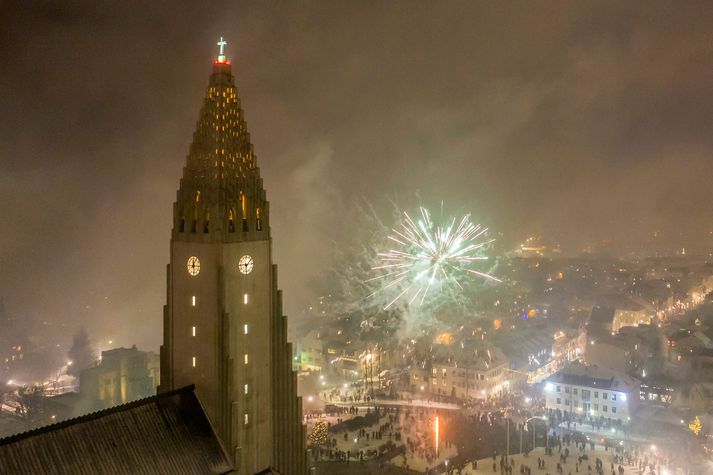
(410, 344, 509, 400)
(545, 362, 639, 426)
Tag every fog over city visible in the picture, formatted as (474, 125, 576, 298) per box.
(2, 2, 712, 351)
(5, 3, 713, 474)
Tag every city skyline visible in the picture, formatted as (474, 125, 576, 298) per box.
(2, 4, 713, 473)
(1, 2, 712, 355)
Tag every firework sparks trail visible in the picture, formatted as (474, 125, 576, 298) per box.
(369, 206, 501, 310)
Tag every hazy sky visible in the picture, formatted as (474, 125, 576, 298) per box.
(1, 1, 712, 351)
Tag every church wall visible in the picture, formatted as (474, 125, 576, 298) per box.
(169, 240, 224, 437)
(223, 239, 274, 472)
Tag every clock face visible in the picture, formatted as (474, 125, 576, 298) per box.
(187, 256, 201, 276)
(238, 255, 254, 274)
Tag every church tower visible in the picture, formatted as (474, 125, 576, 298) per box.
(159, 39, 310, 474)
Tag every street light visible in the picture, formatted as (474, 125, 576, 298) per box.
(520, 416, 547, 455)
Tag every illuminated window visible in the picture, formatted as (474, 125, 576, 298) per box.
(192, 326, 196, 337)
(192, 356, 196, 367)
(244, 354, 248, 365)
(244, 324, 248, 335)
(244, 413, 249, 425)
(244, 384, 248, 395)
(244, 293, 248, 304)
(192, 296, 196, 306)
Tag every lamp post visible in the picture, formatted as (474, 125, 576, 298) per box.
(519, 416, 547, 454)
(520, 416, 537, 454)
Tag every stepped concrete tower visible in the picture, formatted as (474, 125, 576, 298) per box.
(159, 39, 310, 474)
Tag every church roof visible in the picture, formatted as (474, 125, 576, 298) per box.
(0, 385, 234, 474)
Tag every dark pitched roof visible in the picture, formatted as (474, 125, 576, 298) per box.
(0, 385, 234, 475)
(551, 372, 616, 389)
(546, 362, 639, 393)
(589, 305, 615, 325)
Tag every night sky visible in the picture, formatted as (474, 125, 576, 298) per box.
(1, 1, 712, 351)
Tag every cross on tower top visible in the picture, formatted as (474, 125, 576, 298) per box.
(217, 37, 227, 63)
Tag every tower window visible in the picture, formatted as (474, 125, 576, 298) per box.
(192, 356, 197, 367)
(244, 384, 248, 395)
(244, 354, 248, 365)
(242, 218, 248, 232)
(244, 413, 249, 425)
(244, 324, 248, 335)
(244, 293, 248, 305)
(192, 326, 196, 337)
(204, 220, 209, 233)
(179, 218, 185, 232)
(191, 296, 197, 306)
(191, 220, 197, 233)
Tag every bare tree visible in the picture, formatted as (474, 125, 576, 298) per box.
(67, 329, 97, 377)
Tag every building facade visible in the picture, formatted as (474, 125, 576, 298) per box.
(545, 362, 640, 426)
(80, 346, 159, 411)
(410, 344, 509, 400)
(158, 43, 309, 474)
(298, 330, 325, 372)
(612, 308, 652, 333)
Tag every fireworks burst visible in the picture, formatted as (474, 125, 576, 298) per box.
(368, 206, 501, 310)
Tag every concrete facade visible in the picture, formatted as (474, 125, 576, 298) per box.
(80, 346, 159, 411)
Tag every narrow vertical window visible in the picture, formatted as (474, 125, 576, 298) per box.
(244, 354, 248, 365)
(244, 384, 248, 395)
(228, 208, 235, 233)
(244, 324, 249, 335)
(191, 296, 196, 306)
(192, 356, 197, 367)
(244, 293, 248, 304)
(244, 413, 249, 425)
(192, 326, 196, 337)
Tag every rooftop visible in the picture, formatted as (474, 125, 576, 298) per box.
(547, 362, 639, 392)
(0, 385, 233, 474)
